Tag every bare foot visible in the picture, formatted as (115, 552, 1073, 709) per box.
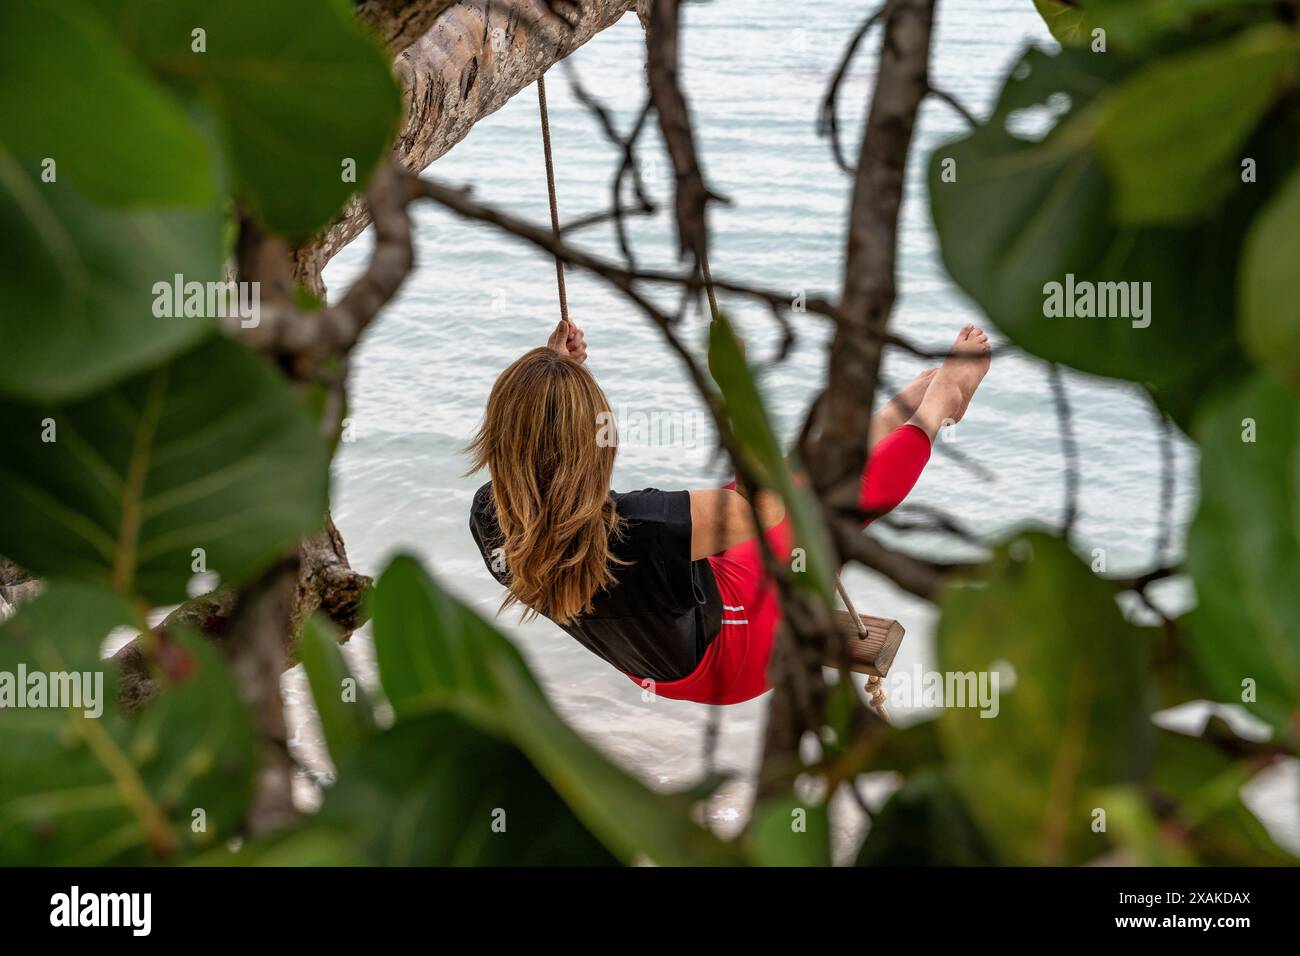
(869, 367, 939, 448)
(910, 325, 991, 438)
(891, 367, 939, 417)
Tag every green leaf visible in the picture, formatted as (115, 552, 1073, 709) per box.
(1094, 25, 1297, 224)
(370, 555, 746, 866)
(189, 825, 361, 866)
(0, 583, 256, 864)
(929, 45, 1258, 427)
(867, 716, 945, 773)
(856, 772, 1000, 866)
(298, 616, 374, 768)
(0, 337, 330, 605)
(314, 713, 619, 866)
(748, 797, 831, 866)
(1090, 784, 1196, 865)
(706, 316, 835, 601)
(0, 147, 222, 402)
(936, 533, 1154, 864)
(0, 1, 215, 207)
(1032, 0, 1090, 46)
(1056, 0, 1284, 53)
(89, 0, 402, 238)
(1240, 168, 1300, 387)
(1152, 725, 1300, 865)
(1186, 373, 1300, 740)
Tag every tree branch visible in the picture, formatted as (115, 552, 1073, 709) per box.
(295, 0, 637, 295)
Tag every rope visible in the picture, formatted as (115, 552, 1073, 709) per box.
(696, 249, 889, 723)
(537, 75, 570, 324)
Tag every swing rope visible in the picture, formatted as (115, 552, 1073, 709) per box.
(534, 72, 887, 722)
(537, 75, 570, 325)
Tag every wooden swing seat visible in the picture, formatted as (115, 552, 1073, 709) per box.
(829, 611, 905, 678)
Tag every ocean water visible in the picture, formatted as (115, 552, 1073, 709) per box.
(285, 0, 1297, 858)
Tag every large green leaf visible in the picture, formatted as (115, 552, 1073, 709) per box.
(0, 147, 222, 402)
(298, 616, 375, 769)
(314, 714, 619, 866)
(89, 0, 402, 238)
(369, 555, 746, 866)
(856, 772, 1000, 866)
(1094, 25, 1297, 224)
(0, 1, 215, 207)
(1152, 724, 1299, 865)
(0, 337, 330, 605)
(936, 533, 1153, 864)
(928, 45, 1260, 427)
(707, 316, 835, 601)
(0, 582, 256, 864)
(748, 796, 831, 866)
(1035, 1, 1287, 52)
(1186, 373, 1300, 740)
(1240, 169, 1300, 387)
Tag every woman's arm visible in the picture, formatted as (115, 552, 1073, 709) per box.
(688, 487, 786, 560)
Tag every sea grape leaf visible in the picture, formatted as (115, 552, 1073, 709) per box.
(0, 337, 329, 604)
(1094, 25, 1297, 224)
(88, 0, 401, 238)
(936, 533, 1153, 864)
(1185, 373, 1300, 741)
(0, 1, 215, 207)
(856, 771, 1000, 866)
(314, 713, 620, 866)
(369, 555, 746, 866)
(1239, 168, 1300, 387)
(929, 44, 1260, 427)
(0, 148, 221, 402)
(0, 582, 255, 864)
(298, 615, 375, 768)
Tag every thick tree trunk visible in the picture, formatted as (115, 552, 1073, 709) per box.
(294, 0, 636, 295)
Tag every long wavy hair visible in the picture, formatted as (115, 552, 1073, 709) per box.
(467, 347, 622, 624)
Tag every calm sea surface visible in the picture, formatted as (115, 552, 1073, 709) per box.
(285, 0, 1296, 858)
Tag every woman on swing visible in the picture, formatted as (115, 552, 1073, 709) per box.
(469, 319, 990, 705)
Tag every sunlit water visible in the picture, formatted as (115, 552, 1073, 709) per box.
(279, 0, 1297, 860)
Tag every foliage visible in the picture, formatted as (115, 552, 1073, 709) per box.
(916, 0, 1300, 864)
(0, 583, 255, 864)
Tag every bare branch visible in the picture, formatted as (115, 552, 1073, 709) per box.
(231, 164, 419, 378)
(926, 84, 978, 127)
(1046, 362, 1079, 536)
(816, 5, 887, 174)
(644, 0, 714, 260)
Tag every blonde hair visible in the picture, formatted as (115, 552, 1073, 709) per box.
(467, 347, 622, 624)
